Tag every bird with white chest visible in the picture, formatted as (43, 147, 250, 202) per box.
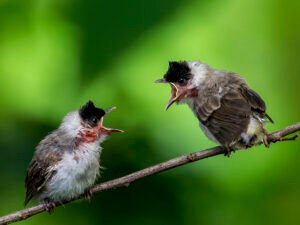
(24, 101, 123, 211)
(156, 61, 273, 155)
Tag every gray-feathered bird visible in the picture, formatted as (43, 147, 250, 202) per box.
(156, 61, 273, 154)
(25, 101, 123, 211)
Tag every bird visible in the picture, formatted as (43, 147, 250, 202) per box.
(155, 61, 273, 155)
(24, 101, 123, 211)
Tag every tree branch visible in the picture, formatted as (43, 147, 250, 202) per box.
(0, 122, 299, 225)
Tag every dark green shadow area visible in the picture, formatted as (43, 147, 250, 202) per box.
(68, 0, 190, 81)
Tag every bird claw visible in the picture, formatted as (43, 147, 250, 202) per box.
(263, 135, 270, 148)
(83, 189, 92, 203)
(223, 146, 234, 157)
(43, 199, 56, 214)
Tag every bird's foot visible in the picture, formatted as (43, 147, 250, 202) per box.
(263, 135, 270, 148)
(83, 188, 92, 203)
(223, 146, 234, 157)
(43, 199, 56, 214)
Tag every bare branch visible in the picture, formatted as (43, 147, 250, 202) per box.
(0, 122, 299, 225)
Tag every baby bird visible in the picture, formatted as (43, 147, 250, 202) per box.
(25, 101, 123, 211)
(156, 61, 273, 155)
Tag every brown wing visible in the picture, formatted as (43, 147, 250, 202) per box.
(24, 159, 56, 205)
(195, 72, 272, 146)
(24, 132, 64, 205)
(199, 89, 251, 146)
(240, 85, 273, 123)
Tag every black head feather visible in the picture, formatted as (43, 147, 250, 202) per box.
(79, 101, 105, 127)
(163, 61, 191, 83)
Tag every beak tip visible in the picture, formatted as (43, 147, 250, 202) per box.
(155, 78, 166, 84)
(112, 128, 124, 133)
(165, 100, 175, 111)
(105, 106, 117, 114)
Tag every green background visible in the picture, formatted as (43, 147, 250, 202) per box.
(0, 0, 299, 224)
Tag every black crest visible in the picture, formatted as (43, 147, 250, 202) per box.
(163, 61, 191, 83)
(79, 101, 105, 126)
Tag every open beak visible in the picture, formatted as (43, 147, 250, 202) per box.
(98, 107, 124, 134)
(165, 83, 187, 111)
(155, 78, 188, 111)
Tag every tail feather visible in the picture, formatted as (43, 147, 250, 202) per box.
(24, 193, 32, 206)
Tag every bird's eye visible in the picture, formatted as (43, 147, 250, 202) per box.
(178, 78, 186, 85)
(91, 117, 98, 124)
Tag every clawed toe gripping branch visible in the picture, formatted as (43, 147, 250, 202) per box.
(0, 122, 299, 225)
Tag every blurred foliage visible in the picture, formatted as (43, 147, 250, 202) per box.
(0, 0, 299, 225)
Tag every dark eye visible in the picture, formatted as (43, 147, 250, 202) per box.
(178, 78, 186, 85)
(91, 117, 98, 124)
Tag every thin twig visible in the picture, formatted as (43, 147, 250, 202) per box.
(0, 122, 299, 225)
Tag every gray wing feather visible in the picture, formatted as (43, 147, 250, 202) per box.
(200, 90, 251, 146)
(240, 85, 273, 123)
(24, 132, 65, 205)
(24, 159, 55, 205)
(195, 73, 271, 145)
